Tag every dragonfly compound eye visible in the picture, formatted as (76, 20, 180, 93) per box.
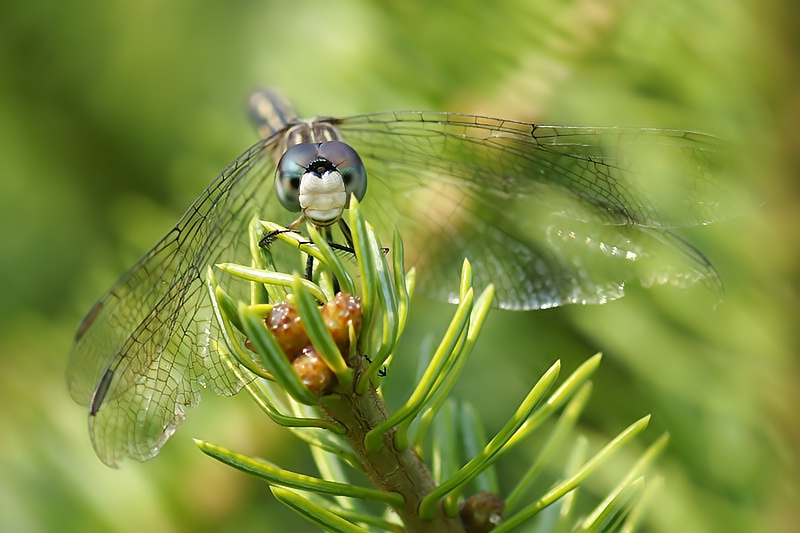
(317, 141, 367, 206)
(275, 143, 321, 212)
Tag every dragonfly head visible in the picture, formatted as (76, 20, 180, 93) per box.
(275, 141, 367, 226)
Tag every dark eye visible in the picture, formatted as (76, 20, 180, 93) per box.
(318, 141, 367, 205)
(275, 144, 320, 211)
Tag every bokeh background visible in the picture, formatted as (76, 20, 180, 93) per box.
(1, 0, 798, 531)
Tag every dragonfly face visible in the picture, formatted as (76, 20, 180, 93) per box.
(68, 88, 736, 466)
(275, 141, 367, 226)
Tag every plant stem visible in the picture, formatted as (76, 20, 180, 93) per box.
(320, 362, 465, 533)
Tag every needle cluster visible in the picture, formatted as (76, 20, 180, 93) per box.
(200, 200, 664, 532)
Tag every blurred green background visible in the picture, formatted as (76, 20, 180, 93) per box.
(1, 0, 797, 531)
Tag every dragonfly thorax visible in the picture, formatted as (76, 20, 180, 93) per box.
(281, 120, 342, 154)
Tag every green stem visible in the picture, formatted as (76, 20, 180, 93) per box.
(320, 377, 466, 532)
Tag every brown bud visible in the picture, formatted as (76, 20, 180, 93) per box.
(265, 301, 309, 361)
(320, 293, 362, 356)
(459, 492, 505, 533)
(292, 346, 336, 397)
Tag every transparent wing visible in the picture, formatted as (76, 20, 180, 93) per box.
(68, 106, 736, 466)
(333, 112, 733, 309)
(66, 136, 287, 467)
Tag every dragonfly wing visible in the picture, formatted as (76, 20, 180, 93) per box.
(67, 136, 283, 466)
(334, 112, 730, 309)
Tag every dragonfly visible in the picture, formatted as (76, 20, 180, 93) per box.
(68, 89, 736, 467)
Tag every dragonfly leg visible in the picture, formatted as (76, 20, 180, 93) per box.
(259, 228, 300, 249)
